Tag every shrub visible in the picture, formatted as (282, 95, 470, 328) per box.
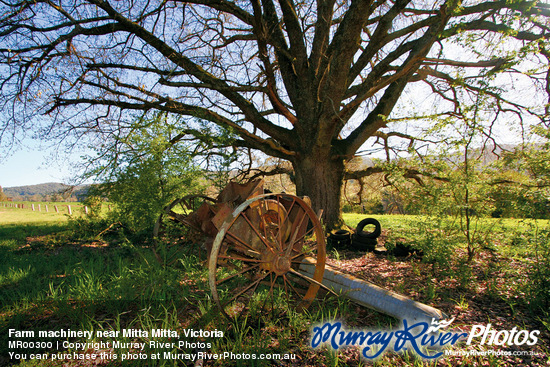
(525, 225, 550, 312)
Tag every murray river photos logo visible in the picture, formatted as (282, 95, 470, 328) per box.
(310, 318, 540, 360)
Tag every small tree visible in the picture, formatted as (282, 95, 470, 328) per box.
(88, 113, 203, 234)
(393, 93, 502, 261)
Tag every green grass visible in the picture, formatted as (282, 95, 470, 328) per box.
(0, 214, 212, 366)
(343, 212, 548, 233)
(0, 209, 70, 224)
(1, 208, 548, 366)
(1, 201, 114, 219)
(343, 213, 549, 258)
(1, 207, 326, 366)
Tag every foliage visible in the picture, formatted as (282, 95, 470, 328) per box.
(343, 212, 550, 317)
(489, 127, 550, 219)
(391, 216, 460, 270)
(362, 198, 385, 215)
(86, 113, 204, 235)
(341, 159, 387, 215)
(388, 90, 538, 261)
(2, 0, 550, 229)
(80, 193, 103, 218)
(524, 224, 550, 312)
(340, 123, 550, 266)
(2, 209, 549, 366)
(341, 200, 384, 214)
(384, 151, 494, 262)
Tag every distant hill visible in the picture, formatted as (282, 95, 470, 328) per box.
(3, 182, 90, 202)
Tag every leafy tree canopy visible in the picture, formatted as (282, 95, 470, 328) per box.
(1, 0, 550, 228)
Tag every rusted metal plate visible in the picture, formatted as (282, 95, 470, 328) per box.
(211, 203, 233, 230)
(216, 178, 264, 205)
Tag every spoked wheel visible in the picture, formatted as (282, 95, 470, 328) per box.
(208, 194, 326, 319)
(153, 195, 216, 265)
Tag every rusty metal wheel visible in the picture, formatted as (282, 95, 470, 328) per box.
(153, 195, 215, 265)
(208, 194, 326, 318)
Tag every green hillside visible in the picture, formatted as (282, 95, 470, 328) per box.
(2, 182, 90, 201)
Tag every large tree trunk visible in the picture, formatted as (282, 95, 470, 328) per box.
(293, 153, 345, 231)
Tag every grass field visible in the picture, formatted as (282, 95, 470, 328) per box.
(1, 206, 549, 366)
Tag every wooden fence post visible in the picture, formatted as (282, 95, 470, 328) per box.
(55, 206, 59, 213)
(67, 205, 72, 215)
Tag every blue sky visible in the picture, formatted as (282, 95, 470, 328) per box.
(0, 143, 80, 188)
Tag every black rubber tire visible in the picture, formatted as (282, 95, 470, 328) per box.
(356, 218, 382, 239)
(351, 233, 377, 251)
(331, 229, 351, 240)
(328, 230, 351, 248)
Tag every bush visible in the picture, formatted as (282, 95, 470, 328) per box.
(363, 199, 384, 214)
(525, 225, 550, 312)
(341, 204, 356, 213)
(384, 216, 460, 274)
(78, 112, 208, 238)
(81, 194, 104, 219)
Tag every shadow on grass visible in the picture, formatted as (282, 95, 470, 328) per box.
(0, 222, 69, 245)
(0, 298, 209, 366)
(0, 222, 217, 366)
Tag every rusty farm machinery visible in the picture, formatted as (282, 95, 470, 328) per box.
(153, 179, 444, 322)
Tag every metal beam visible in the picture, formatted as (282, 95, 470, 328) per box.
(299, 258, 446, 323)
